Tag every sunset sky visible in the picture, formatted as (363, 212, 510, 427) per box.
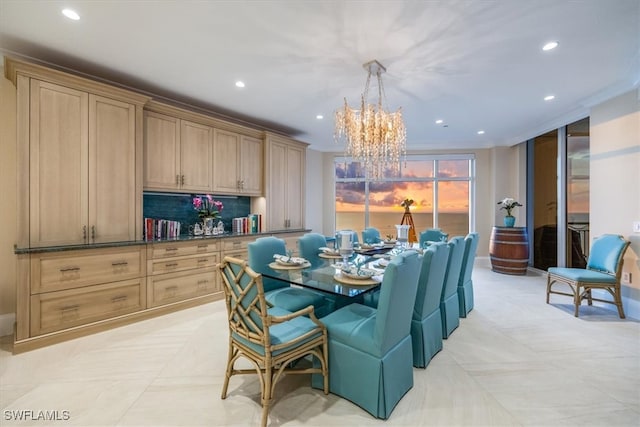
(335, 159, 471, 213)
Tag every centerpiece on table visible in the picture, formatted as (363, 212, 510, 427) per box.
(497, 197, 522, 227)
(193, 195, 224, 235)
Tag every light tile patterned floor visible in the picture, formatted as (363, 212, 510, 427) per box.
(1, 263, 639, 426)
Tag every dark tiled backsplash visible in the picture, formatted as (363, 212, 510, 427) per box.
(143, 192, 251, 236)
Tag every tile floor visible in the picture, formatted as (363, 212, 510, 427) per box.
(1, 263, 639, 426)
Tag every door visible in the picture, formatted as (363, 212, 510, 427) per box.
(30, 80, 89, 246)
(286, 144, 304, 229)
(239, 135, 263, 195)
(89, 95, 137, 243)
(268, 141, 288, 229)
(180, 120, 213, 192)
(144, 111, 180, 190)
(213, 129, 240, 193)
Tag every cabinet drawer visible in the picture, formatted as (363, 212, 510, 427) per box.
(148, 268, 218, 307)
(32, 247, 145, 294)
(221, 249, 248, 262)
(149, 253, 218, 275)
(222, 238, 250, 251)
(149, 240, 219, 259)
(31, 278, 145, 336)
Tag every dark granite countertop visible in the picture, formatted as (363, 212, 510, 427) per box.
(14, 229, 310, 254)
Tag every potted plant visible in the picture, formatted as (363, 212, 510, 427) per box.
(497, 197, 522, 227)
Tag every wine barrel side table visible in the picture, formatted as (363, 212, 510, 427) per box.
(489, 226, 529, 275)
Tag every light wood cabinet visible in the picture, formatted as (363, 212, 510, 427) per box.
(265, 133, 307, 231)
(26, 246, 147, 337)
(27, 81, 139, 246)
(143, 111, 213, 192)
(213, 130, 263, 195)
(146, 240, 221, 308)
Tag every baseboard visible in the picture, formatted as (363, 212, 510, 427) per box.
(0, 313, 15, 337)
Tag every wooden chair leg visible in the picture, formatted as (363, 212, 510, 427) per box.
(614, 288, 626, 319)
(546, 276, 551, 303)
(221, 341, 235, 399)
(574, 284, 581, 317)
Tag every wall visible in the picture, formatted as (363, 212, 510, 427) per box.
(0, 63, 17, 334)
(590, 89, 640, 317)
(304, 149, 323, 234)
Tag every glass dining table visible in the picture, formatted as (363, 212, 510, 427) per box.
(261, 246, 395, 300)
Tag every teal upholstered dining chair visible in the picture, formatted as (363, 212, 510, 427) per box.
(311, 251, 421, 419)
(248, 236, 332, 317)
(219, 256, 328, 427)
(361, 227, 382, 244)
(411, 242, 450, 368)
(297, 232, 327, 268)
(441, 236, 465, 338)
(457, 232, 479, 317)
(547, 234, 630, 318)
(419, 228, 449, 247)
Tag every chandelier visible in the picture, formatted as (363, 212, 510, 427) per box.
(334, 59, 406, 180)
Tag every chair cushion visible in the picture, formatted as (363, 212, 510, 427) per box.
(320, 303, 379, 356)
(548, 267, 617, 283)
(232, 306, 323, 356)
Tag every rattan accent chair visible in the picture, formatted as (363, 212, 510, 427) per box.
(219, 256, 329, 427)
(547, 234, 630, 318)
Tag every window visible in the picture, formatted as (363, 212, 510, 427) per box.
(335, 155, 475, 239)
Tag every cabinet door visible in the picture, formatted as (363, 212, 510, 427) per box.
(268, 141, 288, 230)
(213, 129, 240, 193)
(144, 111, 180, 190)
(240, 135, 263, 195)
(180, 120, 213, 192)
(285, 144, 305, 229)
(30, 80, 89, 246)
(89, 95, 137, 243)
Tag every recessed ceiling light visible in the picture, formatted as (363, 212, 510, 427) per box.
(316, 115, 323, 120)
(235, 81, 245, 88)
(477, 130, 485, 135)
(542, 41, 558, 51)
(62, 8, 80, 20)
(435, 119, 443, 124)
(544, 95, 555, 101)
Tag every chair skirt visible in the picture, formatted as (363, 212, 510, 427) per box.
(441, 294, 460, 338)
(411, 309, 443, 368)
(312, 336, 414, 419)
(457, 280, 474, 317)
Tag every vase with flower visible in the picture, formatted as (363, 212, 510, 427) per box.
(193, 195, 224, 235)
(497, 197, 522, 227)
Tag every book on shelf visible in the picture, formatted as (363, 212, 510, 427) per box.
(144, 218, 181, 240)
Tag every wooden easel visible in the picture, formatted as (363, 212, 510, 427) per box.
(401, 208, 417, 243)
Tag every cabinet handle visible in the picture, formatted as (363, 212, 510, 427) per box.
(59, 266, 81, 272)
(111, 261, 129, 267)
(165, 285, 178, 291)
(165, 247, 178, 252)
(165, 262, 178, 268)
(197, 244, 208, 249)
(197, 258, 209, 263)
(232, 241, 241, 247)
(61, 304, 79, 312)
(237, 180, 241, 189)
(181, 175, 185, 185)
(83, 225, 87, 241)
(91, 225, 96, 241)
(240, 180, 244, 190)
(197, 279, 209, 285)
(176, 174, 180, 185)
(111, 295, 127, 303)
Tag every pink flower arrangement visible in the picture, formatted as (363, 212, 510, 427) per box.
(193, 195, 223, 219)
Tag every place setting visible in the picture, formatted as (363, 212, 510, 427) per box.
(318, 246, 342, 259)
(333, 260, 381, 286)
(269, 253, 311, 270)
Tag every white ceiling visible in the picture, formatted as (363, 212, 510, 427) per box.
(1, 0, 638, 152)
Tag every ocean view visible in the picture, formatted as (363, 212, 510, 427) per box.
(336, 211, 470, 241)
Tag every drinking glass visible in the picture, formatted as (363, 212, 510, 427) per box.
(338, 231, 354, 267)
(395, 225, 410, 250)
